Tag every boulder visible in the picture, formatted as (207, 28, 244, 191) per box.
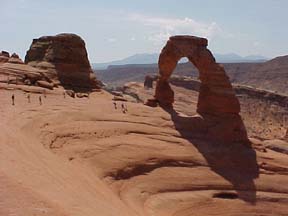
(25, 33, 101, 91)
(1, 51, 10, 58)
(113, 96, 127, 102)
(0, 51, 9, 63)
(24, 79, 32, 85)
(144, 75, 154, 89)
(111, 91, 123, 97)
(36, 80, 54, 90)
(76, 92, 89, 98)
(65, 90, 75, 98)
(145, 99, 158, 107)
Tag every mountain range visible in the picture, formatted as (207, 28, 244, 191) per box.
(92, 53, 268, 69)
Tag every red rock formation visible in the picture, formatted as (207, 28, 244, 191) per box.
(151, 36, 248, 143)
(8, 53, 24, 64)
(0, 51, 24, 64)
(155, 35, 240, 115)
(0, 51, 10, 63)
(25, 33, 100, 91)
(144, 75, 154, 89)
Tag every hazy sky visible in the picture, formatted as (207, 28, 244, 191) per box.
(1, 0, 287, 62)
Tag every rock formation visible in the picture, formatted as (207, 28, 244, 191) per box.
(155, 35, 240, 115)
(144, 75, 154, 89)
(0, 51, 24, 64)
(8, 53, 24, 64)
(25, 33, 100, 91)
(148, 36, 248, 143)
(0, 51, 10, 63)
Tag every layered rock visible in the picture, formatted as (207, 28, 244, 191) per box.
(8, 53, 24, 64)
(0, 51, 24, 64)
(25, 33, 100, 91)
(0, 51, 10, 63)
(151, 36, 248, 143)
(155, 35, 240, 115)
(0, 51, 45, 87)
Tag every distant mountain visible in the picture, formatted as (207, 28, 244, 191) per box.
(92, 54, 159, 69)
(215, 53, 267, 63)
(92, 53, 268, 69)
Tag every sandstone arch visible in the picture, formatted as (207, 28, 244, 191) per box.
(155, 35, 240, 115)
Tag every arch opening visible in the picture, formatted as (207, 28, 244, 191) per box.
(174, 57, 200, 79)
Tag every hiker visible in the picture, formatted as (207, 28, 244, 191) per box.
(63, 91, 66, 99)
(12, 94, 15, 106)
(121, 103, 126, 113)
(27, 94, 31, 103)
(113, 101, 117, 109)
(39, 96, 42, 105)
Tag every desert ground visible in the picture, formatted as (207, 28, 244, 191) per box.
(1, 83, 288, 216)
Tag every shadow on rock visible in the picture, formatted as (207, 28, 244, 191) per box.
(162, 106, 259, 204)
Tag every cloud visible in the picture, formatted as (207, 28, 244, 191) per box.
(129, 14, 222, 45)
(253, 41, 261, 47)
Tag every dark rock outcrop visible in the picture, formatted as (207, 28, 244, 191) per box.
(0, 51, 10, 63)
(25, 33, 100, 91)
(144, 75, 154, 89)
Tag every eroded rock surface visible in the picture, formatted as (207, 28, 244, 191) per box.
(1, 89, 287, 216)
(0, 51, 10, 63)
(155, 36, 240, 115)
(0, 51, 24, 64)
(0, 50, 50, 89)
(25, 33, 100, 91)
(151, 36, 247, 143)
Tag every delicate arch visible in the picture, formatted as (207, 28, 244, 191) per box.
(155, 35, 240, 115)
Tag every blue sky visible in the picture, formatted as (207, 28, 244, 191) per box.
(1, 0, 287, 62)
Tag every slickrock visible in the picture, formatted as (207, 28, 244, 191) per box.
(25, 33, 101, 91)
(1, 89, 287, 216)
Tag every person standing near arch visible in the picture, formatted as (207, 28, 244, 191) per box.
(12, 94, 15, 106)
(39, 96, 42, 105)
(27, 94, 31, 103)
